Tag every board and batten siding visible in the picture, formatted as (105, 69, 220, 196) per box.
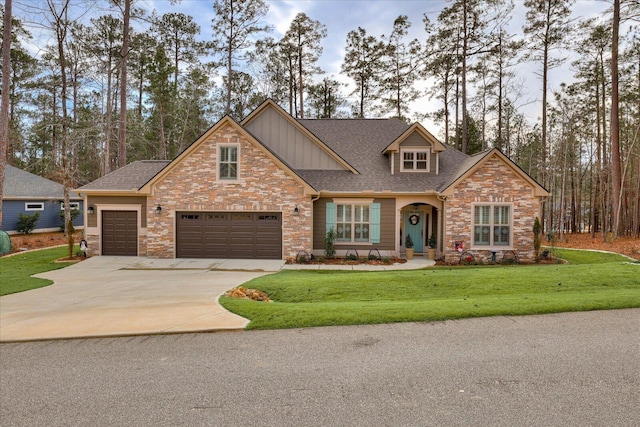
(313, 197, 396, 251)
(86, 196, 147, 228)
(393, 132, 437, 174)
(244, 107, 344, 170)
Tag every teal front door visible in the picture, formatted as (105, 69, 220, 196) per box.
(404, 211, 423, 252)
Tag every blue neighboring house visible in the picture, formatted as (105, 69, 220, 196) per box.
(2, 165, 84, 233)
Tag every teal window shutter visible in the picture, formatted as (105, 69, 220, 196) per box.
(326, 203, 336, 232)
(370, 202, 381, 243)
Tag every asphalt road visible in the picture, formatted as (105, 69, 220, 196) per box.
(1, 309, 638, 426)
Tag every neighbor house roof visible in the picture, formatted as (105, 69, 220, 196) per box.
(3, 164, 81, 200)
(76, 160, 170, 193)
(296, 119, 469, 193)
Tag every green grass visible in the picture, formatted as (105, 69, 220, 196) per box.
(220, 249, 640, 330)
(0, 246, 75, 296)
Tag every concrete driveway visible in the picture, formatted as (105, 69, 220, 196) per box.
(0, 256, 284, 342)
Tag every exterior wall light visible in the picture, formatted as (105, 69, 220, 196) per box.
(87, 206, 95, 215)
(293, 205, 299, 216)
(156, 205, 162, 214)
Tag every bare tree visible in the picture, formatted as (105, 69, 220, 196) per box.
(47, 0, 73, 254)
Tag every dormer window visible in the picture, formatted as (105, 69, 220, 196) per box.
(401, 149, 430, 172)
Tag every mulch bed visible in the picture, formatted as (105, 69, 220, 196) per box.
(225, 287, 272, 302)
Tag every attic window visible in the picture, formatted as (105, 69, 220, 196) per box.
(401, 149, 430, 172)
(218, 144, 239, 181)
(60, 202, 80, 211)
(25, 202, 44, 211)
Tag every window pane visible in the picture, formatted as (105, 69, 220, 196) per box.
(494, 206, 510, 224)
(475, 206, 490, 224)
(228, 163, 237, 178)
(474, 226, 490, 245)
(344, 205, 352, 220)
(403, 152, 414, 160)
(416, 152, 428, 160)
(403, 161, 414, 170)
(230, 147, 237, 162)
(220, 147, 229, 162)
(494, 226, 510, 245)
(416, 161, 428, 170)
(220, 164, 229, 178)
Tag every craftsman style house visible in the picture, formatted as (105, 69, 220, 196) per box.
(77, 100, 547, 263)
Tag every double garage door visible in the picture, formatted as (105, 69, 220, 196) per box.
(176, 211, 282, 259)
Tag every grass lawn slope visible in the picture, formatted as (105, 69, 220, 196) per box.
(221, 249, 640, 330)
(0, 247, 73, 296)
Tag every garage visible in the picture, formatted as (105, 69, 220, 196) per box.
(102, 210, 138, 256)
(176, 211, 282, 259)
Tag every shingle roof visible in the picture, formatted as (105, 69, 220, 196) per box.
(76, 160, 170, 191)
(3, 165, 80, 199)
(296, 119, 469, 193)
(75, 118, 472, 195)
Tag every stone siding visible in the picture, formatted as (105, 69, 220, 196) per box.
(445, 156, 541, 263)
(146, 123, 311, 259)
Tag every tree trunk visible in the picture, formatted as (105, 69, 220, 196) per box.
(118, 0, 130, 169)
(298, 40, 304, 118)
(225, 0, 233, 115)
(48, 0, 72, 248)
(610, 0, 622, 237)
(0, 0, 13, 230)
(461, 0, 468, 154)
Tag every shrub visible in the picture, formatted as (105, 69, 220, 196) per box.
(405, 234, 414, 248)
(324, 228, 337, 259)
(346, 254, 359, 261)
(533, 216, 542, 262)
(18, 212, 40, 234)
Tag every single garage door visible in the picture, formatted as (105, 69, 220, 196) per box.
(176, 212, 282, 259)
(102, 210, 138, 256)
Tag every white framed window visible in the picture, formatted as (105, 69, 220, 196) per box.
(473, 204, 512, 248)
(400, 149, 430, 172)
(60, 202, 80, 210)
(25, 202, 44, 211)
(336, 204, 370, 243)
(217, 144, 239, 181)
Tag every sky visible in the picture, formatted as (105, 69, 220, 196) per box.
(137, 0, 613, 132)
(21, 0, 615, 135)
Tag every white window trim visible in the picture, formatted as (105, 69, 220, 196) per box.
(471, 203, 513, 250)
(400, 148, 431, 172)
(217, 143, 240, 182)
(25, 202, 44, 211)
(60, 202, 80, 210)
(335, 202, 372, 244)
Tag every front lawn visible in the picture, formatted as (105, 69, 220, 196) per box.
(220, 249, 640, 330)
(0, 247, 74, 296)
